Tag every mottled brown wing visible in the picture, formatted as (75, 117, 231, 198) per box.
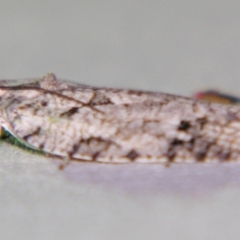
(1, 73, 240, 163)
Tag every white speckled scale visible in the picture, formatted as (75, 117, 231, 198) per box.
(1, 73, 240, 163)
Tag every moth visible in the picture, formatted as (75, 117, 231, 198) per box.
(0, 73, 240, 163)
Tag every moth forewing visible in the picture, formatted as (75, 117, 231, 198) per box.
(1, 73, 240, 163)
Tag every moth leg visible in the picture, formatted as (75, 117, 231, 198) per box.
(164, 162, 171, 167)
(58, 156, 70, 170)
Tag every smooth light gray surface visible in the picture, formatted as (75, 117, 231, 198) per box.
(1, 1, 240, 240)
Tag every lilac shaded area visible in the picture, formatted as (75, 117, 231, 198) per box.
(62, 161, 240, 195)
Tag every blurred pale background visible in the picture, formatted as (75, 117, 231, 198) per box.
(1, 1, 240, 240)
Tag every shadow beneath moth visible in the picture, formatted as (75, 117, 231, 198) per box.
(1, 73, 240, 163)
